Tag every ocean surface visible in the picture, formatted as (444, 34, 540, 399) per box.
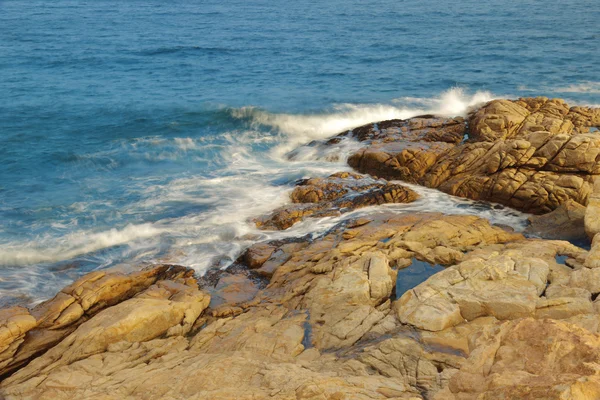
(1, 0, 599, 305)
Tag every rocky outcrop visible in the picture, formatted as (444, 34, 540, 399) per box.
(345, 98, 600, 214)
(255, 172, 418, 230)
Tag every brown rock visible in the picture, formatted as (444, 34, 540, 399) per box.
(437, 318, 600, 400)
(254, 172, 418, 230)
(525, 199, 587, 243)
(395, 240, 590, 331)
(3, 279, 210, 387)
(585, 179, 600, 240)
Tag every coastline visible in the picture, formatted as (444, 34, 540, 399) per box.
(2, 97, 600, 399)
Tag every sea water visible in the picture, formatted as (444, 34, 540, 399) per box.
(0, 0, 598, 305)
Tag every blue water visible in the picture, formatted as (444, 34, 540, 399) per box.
(1, 0, 599, 305)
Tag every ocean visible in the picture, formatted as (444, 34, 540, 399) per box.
(1, 0, 599, 305)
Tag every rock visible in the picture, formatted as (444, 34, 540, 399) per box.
(0, 264, 194, 378)
(260, 212, 521, 349)
(585, 179, 600, 240)
(3, 279, 210, 387)
(342, 98, 600, 214)
(5, 211, 510, 399)
(584, 233, 600, 269)
(254, 172, 418, 230)
(205, 273, 260, 308)
(395, 240, 590, 331)
(436, 318, 600, 400)
(242, 243, 276, 269)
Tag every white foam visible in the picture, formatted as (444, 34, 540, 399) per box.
(232, 88, 494, 155)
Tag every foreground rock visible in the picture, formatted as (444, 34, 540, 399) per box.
(0, 264, 195, 378)
(255, 171, 418, 230)
(0, 212, 523, 399)
(342, 98, 600, 214)
(4, 209, 600, 399)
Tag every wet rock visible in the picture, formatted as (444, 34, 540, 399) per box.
(255, 172, 419, 230)
(205, 273, 260, 308)
(242, 243, 276, 269)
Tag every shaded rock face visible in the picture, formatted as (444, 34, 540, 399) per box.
(524, 199, 588, 245)
(254, 172, 419, 230)
(346, 98, 600, 214)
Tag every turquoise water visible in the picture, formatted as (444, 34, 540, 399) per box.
(1, 0, 598, 304)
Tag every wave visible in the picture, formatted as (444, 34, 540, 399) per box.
(553, 82, 600, 94)
(0, 223, 164, 266)
(229, 88, 494, 155)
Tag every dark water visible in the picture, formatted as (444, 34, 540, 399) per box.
(395, 259, 445, 299)
(1, 0, 598, 304)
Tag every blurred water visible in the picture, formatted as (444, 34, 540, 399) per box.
(0, 0, 598, 304)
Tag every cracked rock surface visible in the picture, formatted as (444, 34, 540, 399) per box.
(344, 98, 600, 214)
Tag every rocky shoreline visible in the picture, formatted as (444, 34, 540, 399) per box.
(2, 97, 600, 399)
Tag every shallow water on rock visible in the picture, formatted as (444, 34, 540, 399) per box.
(395, 259, 445, 300)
